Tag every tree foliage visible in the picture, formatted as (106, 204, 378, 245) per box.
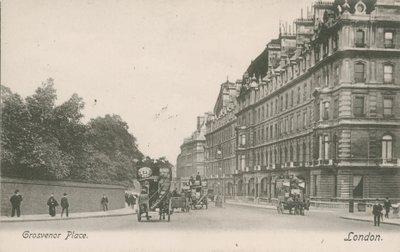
(0, 80, 167, 187)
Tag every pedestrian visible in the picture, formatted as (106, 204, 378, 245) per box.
(128, 193, 135, 208)
(372, 199, 383, 226)
(125, 192, 129, 206)
(196, 172, 201, 183)
(384, 197, 392, 218)
(60, 193, 69, 217)
(47, 193, 59, 217)
(101, 195, 108, 211)
(10, 189, 23, 217)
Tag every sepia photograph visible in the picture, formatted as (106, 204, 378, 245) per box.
(1, 0, 399, 251)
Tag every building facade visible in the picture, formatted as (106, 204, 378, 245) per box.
(176, 116, 207, 186)
(232, 0, 400, 202)
(204, 81, 240, 196)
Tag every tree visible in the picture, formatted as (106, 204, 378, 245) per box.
(1, 89, 33, 175)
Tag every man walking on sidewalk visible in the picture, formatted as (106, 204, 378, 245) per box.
(373, 199, 383, 226)
(101, 195, 108, 211)
(10, 189, 23, 217)
(61, 193, 69, 217)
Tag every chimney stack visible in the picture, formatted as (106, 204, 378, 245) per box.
(197, 116, 205, 131)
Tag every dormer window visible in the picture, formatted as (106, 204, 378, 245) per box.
(384, 31, 394, 48)
(355, 30, 365, 47)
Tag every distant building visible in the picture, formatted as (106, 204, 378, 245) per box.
(204, 80, 240, 196)
(176, 115, 208, 184)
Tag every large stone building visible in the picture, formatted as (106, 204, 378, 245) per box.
(176, 115, 208, 186)
(232, 0, 400, 202)
(204, 80, 240, 196)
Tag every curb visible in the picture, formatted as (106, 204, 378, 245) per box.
(0, 211, 136, 223)
(340, 216, 400, 226)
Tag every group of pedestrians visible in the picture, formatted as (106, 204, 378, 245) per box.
(372, 197, 392, 227)
(9, 190, 110, 218)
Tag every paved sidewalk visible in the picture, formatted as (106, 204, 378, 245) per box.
(340, 214, 400, 226)
(0, 207, 136, 223)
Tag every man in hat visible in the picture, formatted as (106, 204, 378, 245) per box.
(372, 199, 383, 226)
(384, 197, 392, 218)
(60, 193, 69, 217)
(101, 195, 109, 211)
(10, 189, 23, 217)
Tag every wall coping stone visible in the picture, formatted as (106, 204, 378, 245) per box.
(0, 177, 126, 190)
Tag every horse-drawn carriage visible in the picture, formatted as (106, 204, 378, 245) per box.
(189, 180, 208, 209)
(136, 165, 172, 222)
(170, 185, 191, 213)
(275, 176, 310, 215)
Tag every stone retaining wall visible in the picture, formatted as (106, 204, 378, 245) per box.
(1, 177, 125, 216)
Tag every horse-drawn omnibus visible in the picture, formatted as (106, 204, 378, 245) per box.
(275, 176, 310, 215)
(136, 165, 172, 222)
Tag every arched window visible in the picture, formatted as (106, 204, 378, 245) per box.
(382, 135, 393, 161)
(296, 144, 300, 162)
(354, 62, 365, 83)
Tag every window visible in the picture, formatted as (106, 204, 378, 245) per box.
(290, 116, 294, 132)
(241, 155, 246, 170)
(241, 134, 246, 146)
(353, 175, 363, 198)
(384, 64, 393, 83)
(271, 101, 274, 115)
(291, 90, 294, 106)
(303, 143, 307, 162)
(304, 84, 307, 101)
(323, 102, 330, 120)
(354, 63, 365, 82)
(382, 135, 393, 160)
(334, 66, 339, 86)
(384, 31, 394, 48)
(383, 98, 393, 116)
(270, 125, 273, 139)
(297, 113, 301, 130)
(303, 111, 308, 127)
(315, 45, 320, 62)
(323, 135, 329, 160)
(261, 107, 265, 120)
(313, 175, 318, 196)
(333, 99, 339, 119)
(323, 40, 328, 57)
(281, 96, 284, 111)
(354, 97, 365, 117)
(297, 87, 301, 104)
(333, 33, 338, 51)
(355, 30, 365, 47)
(285, 93, 288, 109)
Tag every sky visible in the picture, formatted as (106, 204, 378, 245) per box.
(2, 0, 313, 165)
